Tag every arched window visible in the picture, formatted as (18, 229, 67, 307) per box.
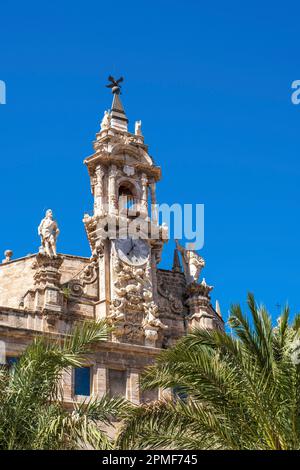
(118, 182, 136, 211)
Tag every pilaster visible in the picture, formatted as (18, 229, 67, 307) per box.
(94, 364, 107, 398)
(25, 254, 64, 323)
(126, 369, 140, 404)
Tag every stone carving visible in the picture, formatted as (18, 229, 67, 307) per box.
(64, 259, 98, 298)
(142, 301, 168, 330)
(67, 282, 84, 298)
(2, 250, 13, 264)
(108, 256, 167, 345)
(38, 210, 60, 258)
(123, 165, 135, 177)
(93, 164, 105, 215)
(100, 110, 111, 130)
(81, 260, 98, 284)
(143, 327, 159, 348)
(157, 277, 184, 314)
(28, 254, 64, 318)
(32, 254, 63, 288)
(107, 132, 142, 146)
(135, 120, 142, 136)
(186, 278, 213, 299)
(175, 240, 205, 284)
(142, 302, 167, 347)
(112, 322, 144, 344)
(111, 259, 153, 314)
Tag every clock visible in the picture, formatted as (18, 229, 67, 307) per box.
(115, 238, 150, 266)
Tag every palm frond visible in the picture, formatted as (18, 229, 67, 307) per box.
(118, 294, 300, 450)
(0, 320, 128, 450)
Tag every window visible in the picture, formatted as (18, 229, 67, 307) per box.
(108, 369, 127, 397)
(119, 184, 134, 200)
(74, 367, 91, 396)
(6, 356, 18, 370)
(118, 183, 137, 212)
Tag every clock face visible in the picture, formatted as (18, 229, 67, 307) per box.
(115, 238, 150, 266)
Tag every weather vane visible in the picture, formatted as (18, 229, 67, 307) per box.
(106, 75, 124, 95)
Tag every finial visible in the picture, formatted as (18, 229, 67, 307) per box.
(172, 247, 182, 273)
(100, 110, 111, 131)
(2, 249, 13, 264)
(135, 120, 142, 136)
(215, 300, 222, 317)
(106, 75, 124, 95)
(106, 75, 128, 132)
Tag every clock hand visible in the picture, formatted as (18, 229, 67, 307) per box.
(129, 240, 139, 258)
(126, 238, 133, 256)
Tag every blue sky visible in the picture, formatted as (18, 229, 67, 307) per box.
(0, 0, 300, 322)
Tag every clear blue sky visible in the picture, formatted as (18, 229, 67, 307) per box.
(1, 1, 300, 322)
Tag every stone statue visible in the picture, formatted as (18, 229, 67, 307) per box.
(100, 110, 111, 131)
(175, 240, 205, 284)
(142, 302, 168, 348)
(135, 120, 142, 136)
(38, 210, 60, 258)
(142, 302, 168, 330)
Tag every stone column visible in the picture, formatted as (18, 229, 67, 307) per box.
(150, 181, 158, 224)
(95, 241, 110, 320)
(94, 164, 105, 216)
(108, 165, 118, 214)
(140, 173, 148, 217)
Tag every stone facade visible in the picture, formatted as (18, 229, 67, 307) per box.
(0, 79, 224, 405)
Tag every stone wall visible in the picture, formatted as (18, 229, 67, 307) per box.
(0, 253, 95, 310)
(157, 269, 187, 346)
(59, 255, 90, 285)
(0, 255, 36, 309)
(0, 323, 162, 406)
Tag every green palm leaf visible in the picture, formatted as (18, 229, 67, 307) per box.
(117, 293, 300, 450)
(0, 320, 128, 450)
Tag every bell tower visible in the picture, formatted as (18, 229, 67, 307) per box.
(83, 77, 168, 347)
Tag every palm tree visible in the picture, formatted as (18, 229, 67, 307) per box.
(0, 320, 128, 450)
(117, 293, 300, 450)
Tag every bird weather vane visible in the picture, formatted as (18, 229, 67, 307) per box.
(106, 75, 124, 95)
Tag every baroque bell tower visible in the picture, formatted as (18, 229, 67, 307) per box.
(0, 74, 223, 407)
(83, 77, 168, 347)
